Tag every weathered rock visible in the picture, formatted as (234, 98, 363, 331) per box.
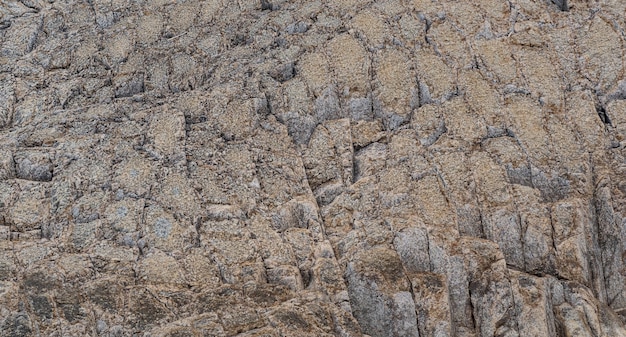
(511, 271, 556, 337)
(345, 246, 417, 337)
(409, 272, 453, 337)
(13, 150, 53, 182)
(0, 0, 625, 335)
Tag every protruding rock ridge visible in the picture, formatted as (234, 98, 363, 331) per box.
(0, 0, 625, 336)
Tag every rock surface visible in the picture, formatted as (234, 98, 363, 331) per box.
(1, 0, 626, 336)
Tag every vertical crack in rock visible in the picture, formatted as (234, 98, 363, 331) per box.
(552, 0, 569, 12)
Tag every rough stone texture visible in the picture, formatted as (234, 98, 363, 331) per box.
(1, 0, 626, 336)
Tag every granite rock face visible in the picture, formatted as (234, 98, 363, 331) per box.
(1, 0, 626, 336)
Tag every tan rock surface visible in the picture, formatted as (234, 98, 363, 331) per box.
(1, 0, 626, 336)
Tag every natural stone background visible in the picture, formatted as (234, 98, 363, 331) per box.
(1, 0, 626, 336)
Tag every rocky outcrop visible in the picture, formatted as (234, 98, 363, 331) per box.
(1, 0, 626, 336)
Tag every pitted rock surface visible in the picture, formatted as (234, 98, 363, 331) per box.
(1, 0, 626, 336)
